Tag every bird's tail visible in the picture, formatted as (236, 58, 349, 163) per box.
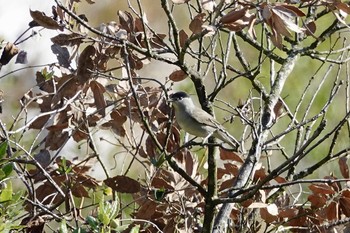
(214, 128, 239, 150)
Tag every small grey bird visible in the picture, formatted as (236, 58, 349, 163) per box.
(169, 91, 238, 149)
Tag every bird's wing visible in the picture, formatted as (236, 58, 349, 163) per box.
(191, 107, 223, 129)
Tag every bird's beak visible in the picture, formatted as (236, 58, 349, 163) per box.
(168, 94, 174, 103)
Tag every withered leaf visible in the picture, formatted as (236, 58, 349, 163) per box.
(260, 207, 278, 223)
(45, 131, 69, 150)
(104, 175, 141, 193)
(0, 42, 19, 65)
(77, 45, 96, 84)
(339, 157, 349, 179)
(102, 110, 126, 137)
(169, 69, 187, 82)
(308, 194, 327, 208)
(305, 21, 316, 36)
(15, 50, 28, 64)
(189, 13, 206, 34)
(35, 181, 64, 205)
(273, 99, 283, 119)
(326, 201, 338, 221)
(30, 10, 63, 30)
(51, 44, 70, 68)
(309, 184, 335, 195)
(51, 33, 83, 46)
(75, 174, 100, 188)
(29, 115, 50, 130)
(34, 149, 51, 168)
(118, 11, 134, 33)
(261, 3, 305, 48)
(151, 177, 174, 190)
(72, 128, 89, 142)
(150, 33, 167, 49)
(223, 163, 239, 176)
(185, 151, 194, 176)
(134, 200, 157, 219)
(220, 8, 247, 24)
(90, 80, 106, 117)
(179, 29, 189, 48)
(219, 148, 243, 163)
(71, 184, 90, 198)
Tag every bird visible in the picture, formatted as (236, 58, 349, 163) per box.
(169, 91, 238, 149)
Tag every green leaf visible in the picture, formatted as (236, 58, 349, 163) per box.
(0, 141, 7, 160)
(60, 219, 68, 233)
(130, 224, 140, 233)
(0, 170, 5, 180)
(0, 181, 12, 203)
(154, 188, 166, 201)
(86, 216, 99, 230)
(2, 163, 13, 178)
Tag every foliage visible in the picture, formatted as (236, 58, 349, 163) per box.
(0, 0, 350, 232)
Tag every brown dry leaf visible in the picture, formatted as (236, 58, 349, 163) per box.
(305, 21, 316, 36)
(169, 69, 187, 82)
(189, 13, 206, 34)
(260, 207, 278, 223)
(340, 195, 350, 217)
(15, 50, 27, 64)
(223, 163, 239, 176)
(129, 52, 143, 70)
(139, 147, 147, 158)
(219, 148, 243, 163)
(102, 110, 127, 137)
(150, 33, 167, 49)
(179, 29, 189, 48)
(71, 184, 90, 198)
(309, 184, 335, 195)
(185, 150, 195, 176)
(261, 3, 305, 48)
(220, 8, 247, 24)
(219, 177, 236, 192)
(34, 149, 51, 168)
(90, 80, 106, 117)
(77, 45, 96, 83)
(308, 194, 327, 208)
(145, 135, 157, 159)
(279, 207, 298, 218)
(339, 157, 349, 178)
(288, 208, 307, 227)
(118, 11, 134, 33)
(326, 201, 338, 221)
(254, 166, 267, 181)
(273, 99, 284, 119)
(0, 42, 19, 65)
(151, 177, 174, 190)
(35, 181, 64, 205)
(30, 10, 63, 30)
(29, 115, 50, 129)
(274, 176, 287, 183)
(72, 127, 89, 142)
(45, 131, 69, 150)
(104, 175, 141, 193)
(134, 200, 157, 219)
(51, 33, 83, 46)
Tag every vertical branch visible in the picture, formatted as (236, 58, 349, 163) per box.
(213, 52, 298, 232)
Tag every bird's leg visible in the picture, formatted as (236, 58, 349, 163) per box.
(203, 132, 214, 145)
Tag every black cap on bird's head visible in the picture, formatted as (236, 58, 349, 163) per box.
(169, 91, 190, 101)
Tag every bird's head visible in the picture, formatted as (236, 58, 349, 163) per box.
(169, 91, 195, 111)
